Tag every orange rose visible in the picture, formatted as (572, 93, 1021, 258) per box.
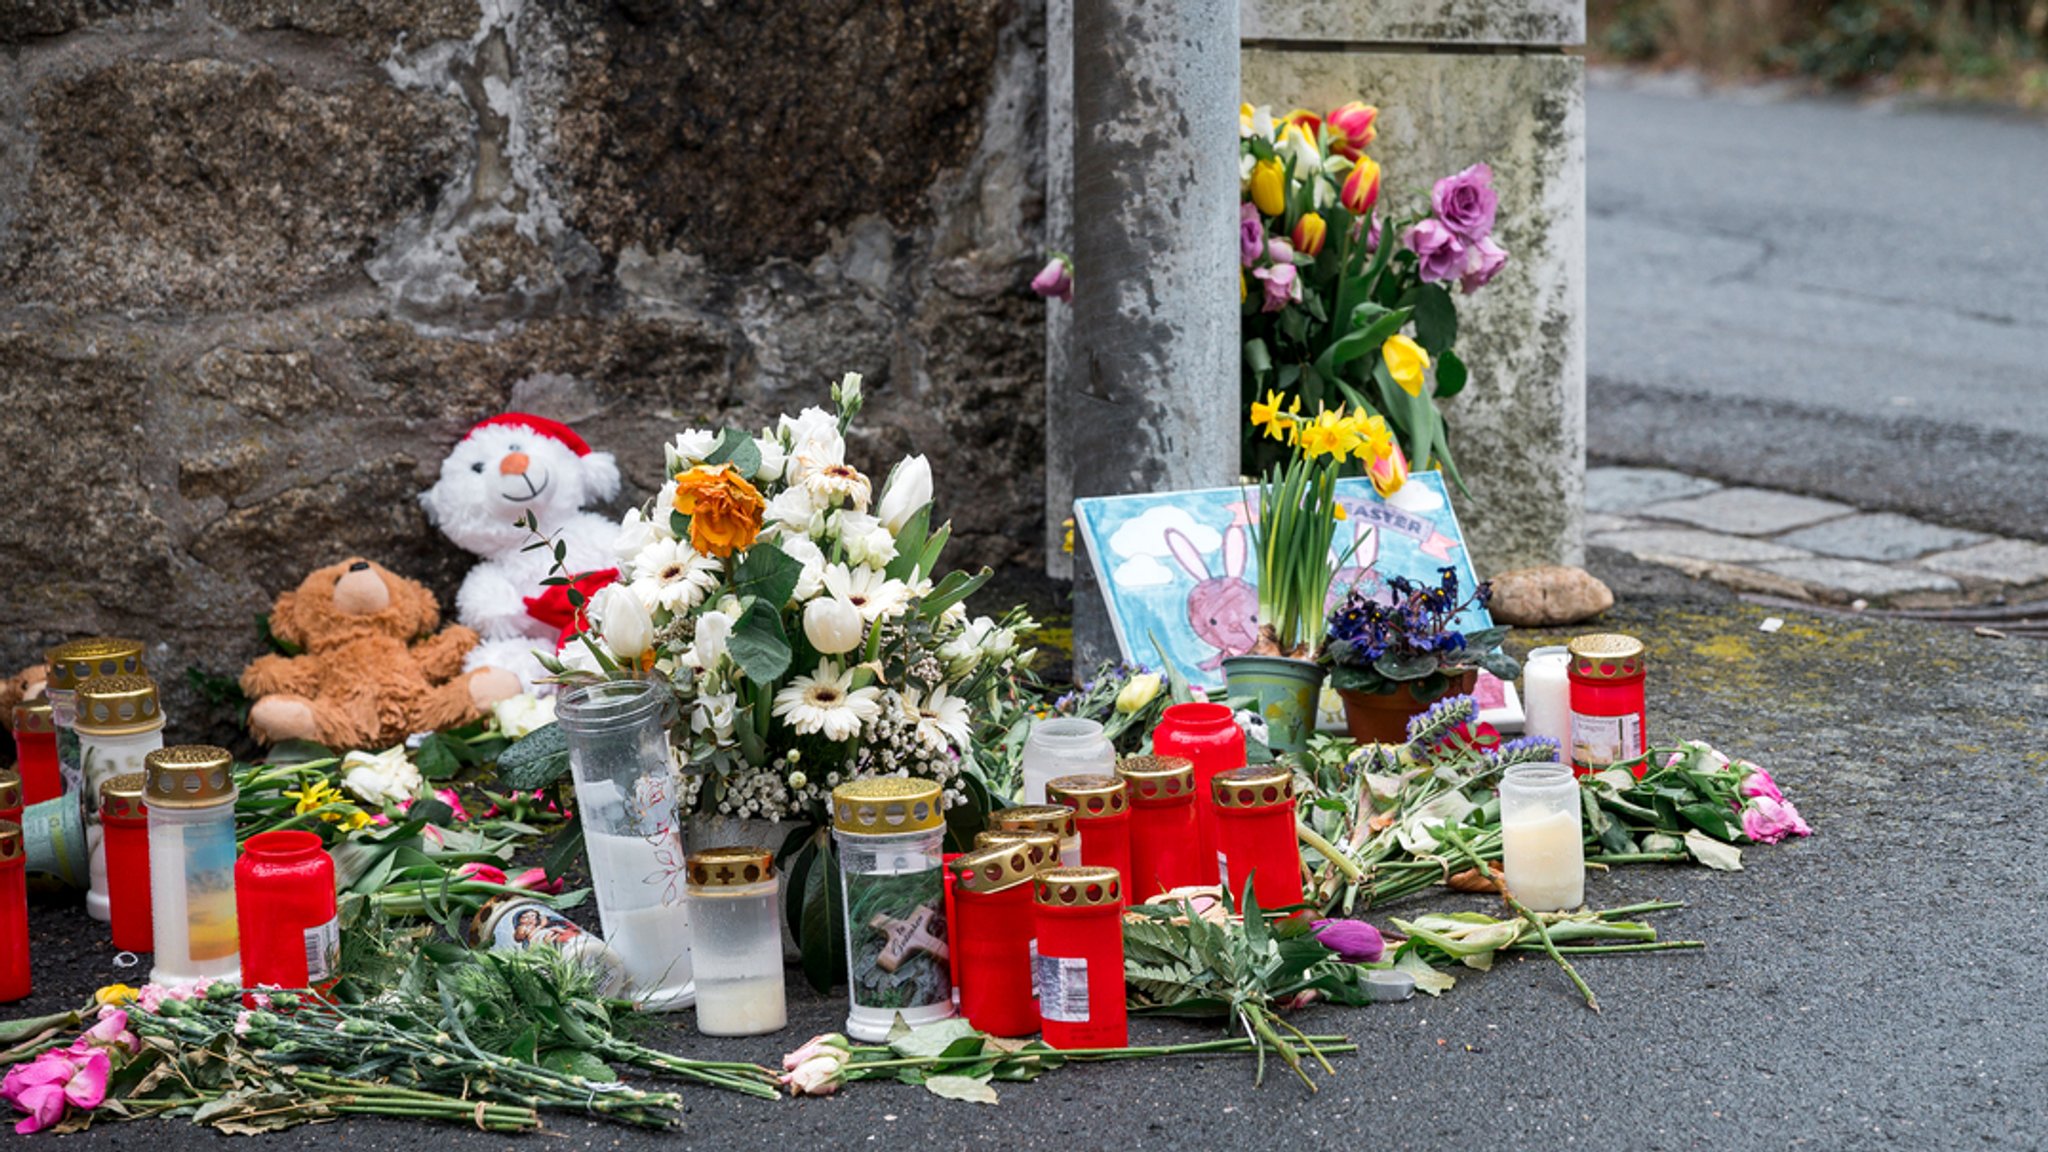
(672, 464, 765, 558)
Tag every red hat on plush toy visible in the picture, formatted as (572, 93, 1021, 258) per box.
(463, 412, 594, 457)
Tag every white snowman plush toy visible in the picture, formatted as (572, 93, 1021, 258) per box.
(421, 413, 623, 692)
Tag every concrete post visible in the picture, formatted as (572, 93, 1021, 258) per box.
(1064, 0, 1241, 671)
(1043, 0, 1075, 580)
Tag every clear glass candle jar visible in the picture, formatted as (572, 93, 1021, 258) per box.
(1046, 775, 1132, 906)
(1497, 763, 1586, 912)
(684, 847, 787, 1037)
(992, 805, 1081, 866)
(1213, 766, 1303, 911)
(145, 745, 241, 986)
(556, 680, 692, 1011)
(831, 778, 954, 1042)
(74, 674, 165, 924)
(1017, 718, 1115, 805)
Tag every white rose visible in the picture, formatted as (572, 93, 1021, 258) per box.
(693, 691, 738, 740)
(693, 609, 735, 668)
(764, 486, 823, 538)
(753, 434, 787, 483)
(340, 746, 423, 808)
(492, 694, 557, 739)
(803, 596, 866, 655)
(780, 535, 827, 600)
(669, 428, 719, 470)
(875, 455, 932, 535)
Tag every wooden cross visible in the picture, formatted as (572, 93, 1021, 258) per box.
(867, 905, 949, 972)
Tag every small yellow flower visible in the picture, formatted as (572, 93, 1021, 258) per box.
(1249, 157, 1287, 217)
(95, 984, 139, 1007)
(1334, 504, 1349, 521)
(1296, 409, 1361, 461)
(1061, 517, 1075, 555)
(1381, 334, 1431, 398)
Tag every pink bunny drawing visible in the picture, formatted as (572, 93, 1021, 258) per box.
(1167, 525, 1259, 672)
(1325, 514, 1385, 611)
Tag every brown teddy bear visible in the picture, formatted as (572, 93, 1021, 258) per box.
(0, 664, 46, 727)
(242, 558, 522, 749)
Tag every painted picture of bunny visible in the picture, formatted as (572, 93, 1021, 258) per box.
(1166, 524, 1258, 672)
(1325, 514, 1384, 611)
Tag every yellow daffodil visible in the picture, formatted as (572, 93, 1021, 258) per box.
(288, 779, 345, 817)
(1249, 389, 1299, 443)
(1296, 409, 1361, 462)
(1381, 334, 1431, 397)
(1249, 157, 1287, 217)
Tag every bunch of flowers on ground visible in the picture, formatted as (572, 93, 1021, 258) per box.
(1238, 99, 1510, 485)
(550, 375, 1034, 822)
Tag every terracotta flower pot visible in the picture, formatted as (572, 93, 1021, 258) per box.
(1337, 669, 1479, 745)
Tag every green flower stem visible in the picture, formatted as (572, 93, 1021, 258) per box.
(1507, 940, 1704, 955)
(1595, 900, 1687, 918)
(1585, 852, 1690, 865)
(1296, 821, 1365, 882)
(1441, 826, 1599, 1013)
(845, 1034, 1357, 1075)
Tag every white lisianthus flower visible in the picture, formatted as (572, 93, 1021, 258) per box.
(834, 371, 863, 409)
(692, 691, 738, 741)
(591, 583, 654, 662)
(692, 609, 735, 669)
(939, 600, 968, 629)
(772, 661, 881, 741)
(753, 434, 788, 484)
(780, 535, 827, 600)
(764, 486, 823, 538)
(491, 693, 557, 739)
(613, 506, 663, 562)
(802, 596, 866, 655)
(821, 563, 910, 622)
(875, 454, 932, 534)
(804, 462, 872, 512)
(340, 746, 423, 807)
(629, 538, 720, 613)
(899, 684, 972, 754)
(835, 511, 897, 568)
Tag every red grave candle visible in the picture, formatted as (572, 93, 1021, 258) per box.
(0, 769, 21, 831)
(100, 774, 153, 954)
(950, 844, 1044, 1037)
(0, 820, 27, 1002)
(1046, 775, 1132, 906)
(1213, 766, 1304, 911)
(1565, 634, 1648, 777)
(10, 701, 62, 806)
(1116, 755, 1202, 899)
(234, 831, 338, 990)
(942, 851, 963, 1004)
(1150, 703, 1243, 885)
(1031, 866, 1126, 1049)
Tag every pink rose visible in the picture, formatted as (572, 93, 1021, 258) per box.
(1253, 260, 1300, 312)
(1404, 218, 1467, 285)
(1240, 202, 1265, 268)
(1739, 795, 1812, 844)
(75, 1011, 139, 1057)
(1735, 762, 1783, 802)
(1459, 237, 1508, 293)
(2, 1048, 110, 1134)
(1029, 257, 1073, 303)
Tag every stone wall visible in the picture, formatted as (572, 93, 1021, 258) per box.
(0, 0, 1048, 717)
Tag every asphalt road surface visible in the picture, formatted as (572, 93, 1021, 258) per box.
(1588, 75, 2048, 541)
(12, 554, 2048, 1149)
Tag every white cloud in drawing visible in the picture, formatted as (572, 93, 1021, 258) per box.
(1112, 554, 1176, 588)
(1109, 506, 1221, 561)
(1388, 482, 1443, 513)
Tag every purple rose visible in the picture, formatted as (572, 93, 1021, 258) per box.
(1311, 918, 1385, 963)
(1240, 202, 1265, 268)
(1459, 236, 1508, 292)
(1030, 256, 1073, 303)
(1739, 795, 1812, 844)
(1405, 218, 1467, 285)
(1431, 162, 1498, 243)
(1253, 260, 1299, 312)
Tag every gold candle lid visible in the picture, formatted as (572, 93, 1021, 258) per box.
(1046, 774, 1129, 819)
(972, 830, 1060, 870)
(686, 846, 775, 888)
(46, 637, 146, 691)
(1116, 754, 1195, 802)
(11, 699, 54, 735)
(0, 769, 19, 810)
(73, 674, 164, 736)
(950, 843, 1044, 895)
(1212, 765, 1294, 809)
(831, 777, 944, 834)
(1033, 865, 1122, 908)
(0, 819, 20, 862)
(1567, 633, 1645, 680)
(144, 745, 236, 808)
(994, 804, 1077, 841)
(100, 773, 147, 821)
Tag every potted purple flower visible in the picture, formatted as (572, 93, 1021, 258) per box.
(1318, 567, 1519, 743)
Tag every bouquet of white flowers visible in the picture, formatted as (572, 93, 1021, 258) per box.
(542, 374, 1035, 829)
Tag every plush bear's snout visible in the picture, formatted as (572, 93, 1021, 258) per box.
(333, 564, 392, 616)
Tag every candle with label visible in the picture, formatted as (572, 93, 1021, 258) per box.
(832, 778, 955, 1041)
(1567, 634, 1648, 775)
(684, 847, 787, 1037)
(1032, 866, 1126, 1049)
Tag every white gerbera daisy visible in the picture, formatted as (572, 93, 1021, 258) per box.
(899, 684, 971, 754)
(804, 462, 872, 511)
(772, 661, 881, 741)
(629, 538, 721, 613)
(821, 563, 910, 622)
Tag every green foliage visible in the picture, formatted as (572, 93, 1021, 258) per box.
(497, 723, 571, 791)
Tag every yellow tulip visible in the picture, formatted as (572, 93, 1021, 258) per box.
(1249, 157, 1286, 217)
(1368, 439, 1409, 497)
(1381, 334, 1431, 397)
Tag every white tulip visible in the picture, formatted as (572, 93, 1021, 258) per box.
(694, 609, 735, 668)
(803, 596, 866, 655)
(876, 455, 933, 534)
(340, 746, 423, 808)
(593, 584, 654, 662)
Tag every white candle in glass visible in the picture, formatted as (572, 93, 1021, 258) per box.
(1497, 764, 1585, 912)
(1520, 647, 1572, 757)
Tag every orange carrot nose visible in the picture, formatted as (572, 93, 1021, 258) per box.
(499, 452, 530, 476)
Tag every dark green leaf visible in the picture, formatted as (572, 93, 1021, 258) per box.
(703, 427, 761, 480)
(918, 567, 991, 622)
(497, 724, 571, 791)
(540, 1049, 619, 1083)
(1412, 283, 1458, 356)
(543, 812, 585, 882)
(1372, 651, 1441, 681)
(800, 831, 844, 993)
(728, 599, 793, 683)
(1244, 338, 1273, 376)
(733, 541, 801, 609)
(1434, 348, 1468, 399)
